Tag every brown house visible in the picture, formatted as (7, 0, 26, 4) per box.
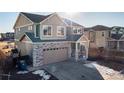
(84, 25, 111, 58)
(84, 25, 124, 61)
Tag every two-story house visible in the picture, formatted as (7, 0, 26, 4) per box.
(84, 25, 111, 49)
(107, 26, 124, 50)
(14, 12, 89, 67)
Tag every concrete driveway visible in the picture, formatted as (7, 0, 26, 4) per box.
(41, 61, 104, 80)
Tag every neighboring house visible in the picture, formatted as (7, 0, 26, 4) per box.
(107, 26, 124, 51)
(6, 32, 14, 39)
(14, 12, 89, 67)
(0, 32, 14, 40)
(84, 25, 111, 49)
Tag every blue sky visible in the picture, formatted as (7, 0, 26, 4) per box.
(0, 12, 124, 33)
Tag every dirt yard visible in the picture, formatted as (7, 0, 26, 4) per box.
(92, 61, 124, 80)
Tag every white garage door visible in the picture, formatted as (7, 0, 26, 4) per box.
(43, 47, 68, 64)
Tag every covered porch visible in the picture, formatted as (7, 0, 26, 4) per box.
(70, 35, 89, 61)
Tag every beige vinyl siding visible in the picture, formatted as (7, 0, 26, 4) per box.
(40, 14, 66, 40)
(15, 25, 34, 40)
(15, 14, 32, 27)
(14, 14, 34, 41)
(95, 31, 107, 48)
(16, 35, 33, 57)
(18, 42, 33, 57)
(88, 31, 108, 48)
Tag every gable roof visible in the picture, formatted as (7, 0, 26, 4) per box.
(62, 18, 83, 27)
(84, 25, 111, 31)
(111, 34, 123, 40)
(25, 32, 42, 42)
(67, 35, 82, 41)
(23, 32, 68, 43)
(21, 12, 52, 23)
(111, 26, 124, 31)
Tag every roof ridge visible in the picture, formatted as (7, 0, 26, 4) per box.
(21, 12, 47, 16)
(20, 12, 53, 23)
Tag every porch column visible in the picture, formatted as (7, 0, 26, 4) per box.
(75, 42, 78, 61)
(117, 41, 120, 50)
(68, 43, 71, 58)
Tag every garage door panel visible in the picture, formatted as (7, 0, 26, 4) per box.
(43, 47, 68, 64)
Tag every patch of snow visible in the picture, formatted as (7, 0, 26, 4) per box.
(43, 74, 51, 80)
(32, 69, 51, 80)
(17, 71, 28, 74)
(32, 70, 45, 75)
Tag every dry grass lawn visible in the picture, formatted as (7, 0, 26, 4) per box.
(0, 41, 14, 55)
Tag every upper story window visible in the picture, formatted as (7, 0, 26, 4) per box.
(73, 27, 82, 34)
(102, 32, 104, 37)
(28, 25, 32, 31)
(78, 28, 82, 33)
(57, 26, 65, 36)
(16, 28, 20, 31)
(43, 25, 52, 36)
(73, 28, 77, 34)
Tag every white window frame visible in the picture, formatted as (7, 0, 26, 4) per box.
(77, 28, 82, 34)
(57, 26, 66, 36)
(73, 27, 78, 34)
(42, 25, 52, 37)
(17, 28, 20, 31)
(28, 25, 32, 31)
(73, 27, 82, 34)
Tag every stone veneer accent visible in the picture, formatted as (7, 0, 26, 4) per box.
(33, 44, 43, 67)
(33, 41, 71, 67)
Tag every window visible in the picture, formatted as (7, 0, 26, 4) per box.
(43, 25, 52, 36)
(17, 28, 20, 31)
(73, 27, 82, 34)
(90, 31, 96, 42)
(78, 28, 82, 33)
(28, 25, 32, 30)
(102, 32, 104, 37)
(73, 28, 77, 33)
(36, 24, 40, 37)
(57, 26, 65, 36)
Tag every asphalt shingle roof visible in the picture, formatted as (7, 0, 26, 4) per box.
(25, 32, 42, 42)
(25, 32, 67, 42)
(84, 25, 110, 31)
(63, 18, 83, 27)
(67, 35, 82, 41)
(21, 12, 51, 23)
(111, 34, 123, 40)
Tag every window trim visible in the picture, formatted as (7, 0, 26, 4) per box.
(16, 27, 20, 31)
(73, 27, 78, 34)
(73, 27, 82, 34)
(42, 25, 53, 37)
(28, 25, 33, 31)
(57, 26, 66, 36)
(77, 28, 82, 34)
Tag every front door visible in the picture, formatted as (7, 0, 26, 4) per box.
(71, 43, 76, 58)
(79, 45, 86, 59)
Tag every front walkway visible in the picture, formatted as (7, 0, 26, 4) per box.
(91, 61, 124, 80)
